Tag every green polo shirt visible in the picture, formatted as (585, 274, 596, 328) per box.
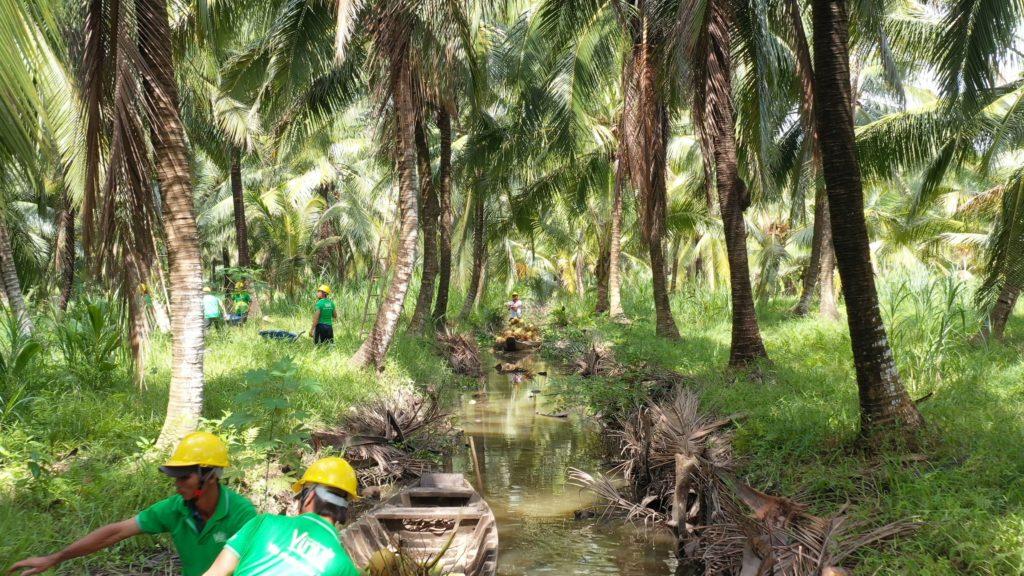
(135, 486, 256, 576)
(315, 298, 335, 326)
(224, 513, 359, 576)
(233, 292, 252, 315)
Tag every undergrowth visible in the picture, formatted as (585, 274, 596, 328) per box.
(545, 275, 1024, 575)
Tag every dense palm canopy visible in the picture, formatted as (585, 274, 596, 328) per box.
(0, 0, 1021, 443)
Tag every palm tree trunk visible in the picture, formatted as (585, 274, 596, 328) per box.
(794, 186, 828, 316)
(608, 160, 626, 319)
(351, 56, 419, 369)
(624, 40, 679, 339)
(432, 109, 454, 326)
(595, 238, 610, 313)
(813, 0, 923, 440)
(55, 189, 76, 311)
(230, 147, 250, 267)
(0, 217, 33, 334)
(708, 0, 768, 366)
(668, 235, 681, 294)
(139, 0, 206, 447)
(151, 251, 172, 332)
(459, 189, 486, 322)
(126, 255, 150, 388)
(818, 222, 839, 319)
(574, 230, 586, 295)
(786, 0, 838, 321)
(408, 118, 439, 335)
(981, 283, 1020, 341)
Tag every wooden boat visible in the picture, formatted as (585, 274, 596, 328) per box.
(341, 473, 499, 576)
(493, 336, 542, 353)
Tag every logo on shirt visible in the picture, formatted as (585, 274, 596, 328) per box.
(287, 529, 335, 571)
(213, 531, 228, 543)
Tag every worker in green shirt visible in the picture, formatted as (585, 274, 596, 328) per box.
(201, 457, 360, 576)
(231, 281, 252, 319)
(8, 432, 255, 576)
(309, 284, 336, 345)
(203, 287, 227, 330)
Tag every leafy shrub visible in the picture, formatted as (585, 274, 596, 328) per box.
(0, 309, 41, 429)
(52, 298, 124, 385)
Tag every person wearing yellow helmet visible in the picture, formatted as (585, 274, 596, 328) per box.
(201, 457, 359, 576)
(230, 281, 251, 320)
(309, 284, 336, 345)
(8, 432, 255, 576)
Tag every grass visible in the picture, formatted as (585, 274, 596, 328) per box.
(542, 276, 1024, 575)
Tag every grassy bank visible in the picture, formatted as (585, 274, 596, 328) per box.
(543, 278, 1024, 575)
(0, 291, 459, 574)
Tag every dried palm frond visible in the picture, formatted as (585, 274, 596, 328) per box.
(699, 470, 921, 575)
(435, 329, 483, 377)
(311, 387, 453, 485)
(567, 468, 667, 526)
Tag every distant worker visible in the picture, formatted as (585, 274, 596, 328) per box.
(309, 285, 336, 345)
(507, 292, 524, 319)
(201, 457, 360, 576)
(203, 287, 227, 330)
(140, 283, 153, 307)
(231, 281, 252, 320)
(8, 432, 255, 576)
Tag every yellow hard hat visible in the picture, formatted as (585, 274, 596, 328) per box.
(163, 431, 229, 469)
(203, 286, 211, 293)
(235, 281, 245, 289)
(317, 284, 331, 295)
(511, 292, 519, 298)
(292, 456, 359, 499)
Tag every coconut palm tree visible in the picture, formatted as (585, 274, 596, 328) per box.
(431, 107, 455, 324)
(77, 0, 206, 445)
(687, 0, 769, 364)
(812, 0, 923, 440)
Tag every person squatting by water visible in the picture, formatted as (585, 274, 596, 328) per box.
(7, 432, 256, 576)
(201, 457, 360, 576)
(310, 284, 336, 345)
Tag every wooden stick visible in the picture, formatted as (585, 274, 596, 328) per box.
(468, 436, 484, 490)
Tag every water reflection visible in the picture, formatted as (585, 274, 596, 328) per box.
(453, 353, 678, 575)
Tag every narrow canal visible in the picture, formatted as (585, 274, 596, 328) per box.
(452, 351, 678, 575)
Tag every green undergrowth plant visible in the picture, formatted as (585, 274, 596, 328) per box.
(0, 309, 41, 430)
(49, 298, 126, 386)
(221, 356, 321, 508)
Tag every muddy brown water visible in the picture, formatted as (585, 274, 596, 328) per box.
(452, 351, 679, 575)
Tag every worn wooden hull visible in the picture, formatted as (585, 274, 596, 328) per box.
(492, 336, 542, 353)
(342, 473, 498, 576)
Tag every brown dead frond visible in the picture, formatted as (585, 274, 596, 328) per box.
(567, 468, 667, 526)
(574, 343, 616, 376)
(311, 388, 453, 485)
(697, 470, 921, 575)
(435, 329, 483, 377)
